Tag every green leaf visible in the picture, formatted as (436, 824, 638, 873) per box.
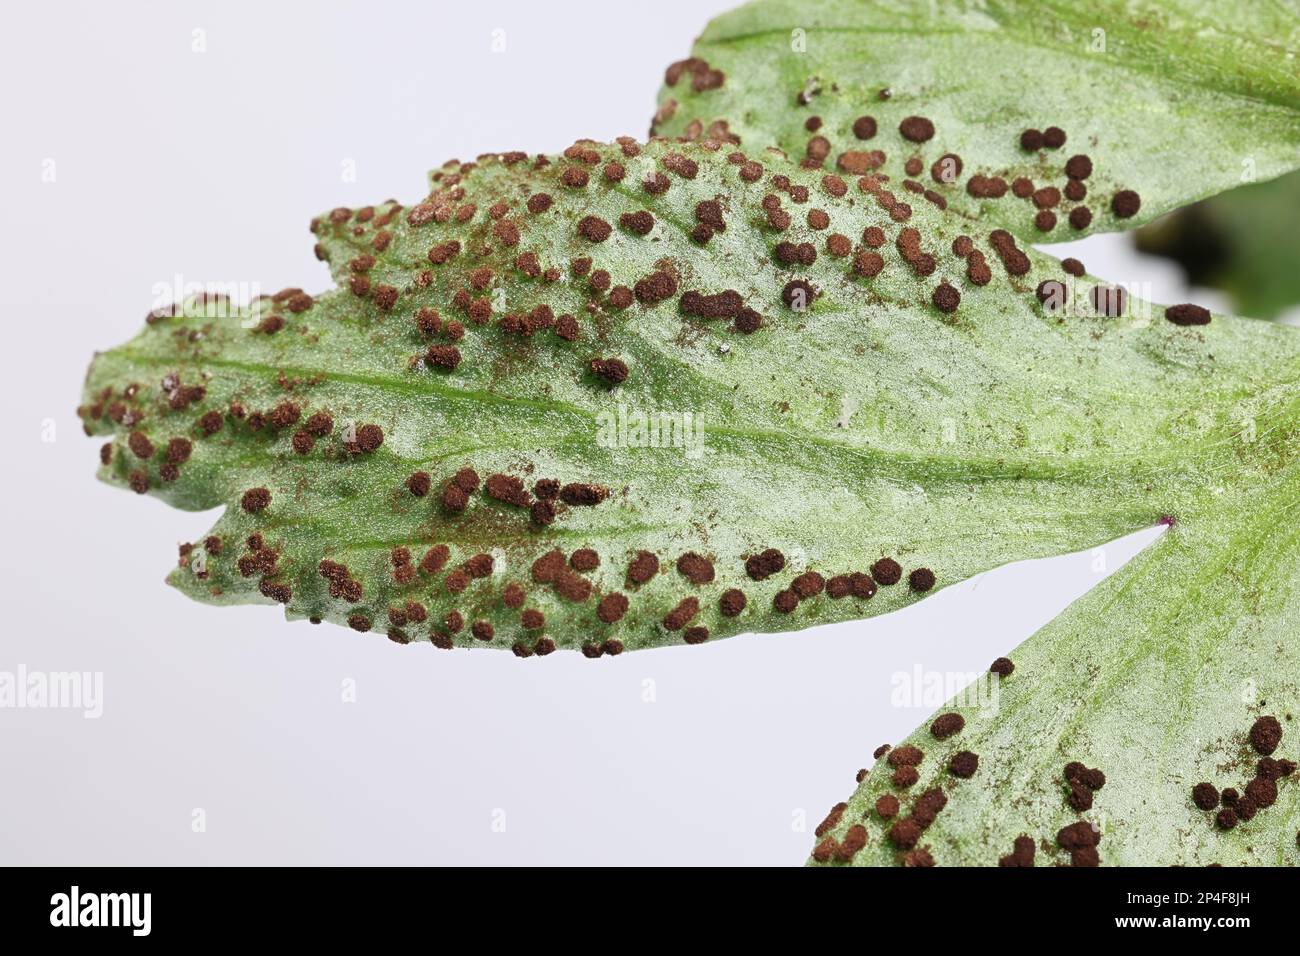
(651, 0, 1300, 242)
(808, 471, 1300, 866)
(78, 138, 1294, 659)
(79, 137, 1300, 863)
(1137, 169, 1300, 321)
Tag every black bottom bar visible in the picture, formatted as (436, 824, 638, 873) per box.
(0, 865, 1291, 940)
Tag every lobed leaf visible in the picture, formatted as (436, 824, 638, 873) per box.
(808, 465, 1300, 866)
(82, 138, 1299, 667)
(651, 0, 1300, 242)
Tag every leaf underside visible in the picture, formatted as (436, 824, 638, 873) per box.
(80, 136, 1300, 864)
(651, 0, 1300, 243)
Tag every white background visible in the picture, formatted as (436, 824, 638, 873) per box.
(1, 0, 1229, 865)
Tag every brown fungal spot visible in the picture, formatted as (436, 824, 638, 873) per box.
(912, 788, 948, 829)
(719, 588, 746, 617)
(640, 170, 671, 196)
(852, 116, 877, 139)
(821, 174, 848, 198)
(198, 410, 224, 435)
(676, 552, 715, 585)
(619, 210, 655, 235)
(848, 572, 876, 600)
(791, 571, 825, 599)
(745, 548, 786, 581)
(471, 620, 494, 642)
(597, 592, 629, 624)
(853, 249, 884, 278)
(1057, 821, 1100, 851)
(931, 153, 962, 184)
(888, 818, 922, 849)
(590, 357, 629, 385)
(892, 765, 919, 788)
(814, 802, 847, 839)
(836, 150, 885, 175)
(1250, 715, 1282, 755)
(988, 229, 1031, 276)
(663, 597, 700, 631)
(1069, 206, 1093, 230)
(1166, 303, 1211, 326)
(773, 589, 798, 614)
(559, 483, 608, 506)
(554, 314, 580, 341)
(568, 548, 600, 573)
(561, 166, 589, 188)
(871, 557, 902, 585)
(627, 551, 660, 586)
(1192, 782, 1220, 811)
(775, 241, 817, 267)
(662, 153, 699, 179)
(241, 487, 270, 513)
(680, 288, 744, 320)
(997, 835, 1036, 868)
(780, 278, 811, 312)
(1060, 257, 1085, 278)
(463, 553, 494, 579)
(875, 794, 900, 820)
(1111, 190, 1141, 218)
(966, 174, 1008, 198)
(887, 745, 923, 767)
(696, 198, 726, 232)
(634, 270, 678, 304)
(577, 215, 612, 243)
(1246, 776, 1277, 809)
(950, 751, 979, 778)
(404, 471, 431, 497)
(899, 116, 934, 142)
(1020, 128, 1044, 151)
(826, 233, 852, 257)
(931, 712, 964, 740)
(990, 657, 1015, 678)
(931, 283, 960, 314)
(485, 473, 530, 508)
(1065, 154, 1092, 180)
(128, 431, 155, 460)
(683, 626, 710, 645)
(908, 567, 936, 592)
